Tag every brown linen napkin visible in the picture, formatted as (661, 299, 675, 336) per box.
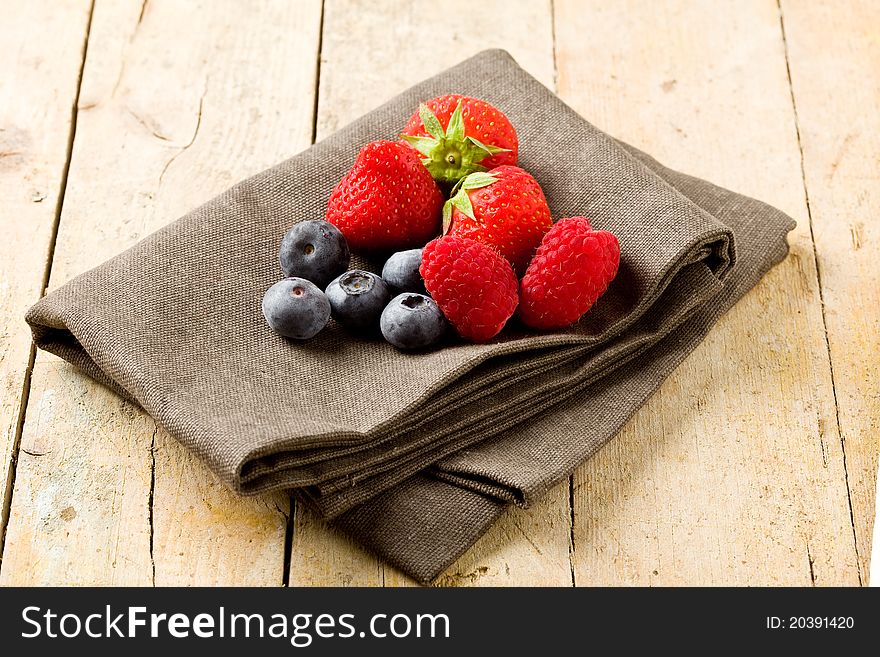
(334, 143, 795, 582)
(26, 50, 795, 582)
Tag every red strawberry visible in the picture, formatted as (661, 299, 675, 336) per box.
(444, 166, 553, 275)
(519, 216, 620, 330)
(400, 95, 518, 184)
(326, 140, 444, 252)
(421, 235, 518, 343)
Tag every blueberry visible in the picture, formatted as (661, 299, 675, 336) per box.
(325, 270, 391, 333)
(380, 293, 448, 350)
(382, 248, 424, 293)
(279, 220, 350, 288)
(262, 277, 330, 340)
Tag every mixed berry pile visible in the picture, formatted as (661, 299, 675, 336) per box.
(262, 95, 621, 351)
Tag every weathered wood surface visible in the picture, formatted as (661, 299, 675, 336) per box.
(557, 0, 861, 585)
(0, 0, 322, 585)
(0, 0, 875, 586)
(780, 0, 879, 582)
(0, 0, 93, 565)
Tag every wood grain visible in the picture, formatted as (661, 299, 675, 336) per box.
(555, 0, 861, 585)
(1, 0, 322, 585)
(781, 0, 880, 580)
(422, 482, 572, 588)
(2, 0, 873, 588)
(0, 0, 92, 563)
(2, 359, 153, 585)
(289, 505, 382, 586)
(288, 0, 571, 587)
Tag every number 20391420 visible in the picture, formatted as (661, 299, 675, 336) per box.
(766, 616, 854, 630)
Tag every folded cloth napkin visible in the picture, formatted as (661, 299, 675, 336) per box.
(26, 50, 795, 583)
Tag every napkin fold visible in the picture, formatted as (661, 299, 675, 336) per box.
(26, 50, 795, 583)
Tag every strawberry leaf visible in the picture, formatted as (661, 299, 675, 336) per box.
(468, 135, 511, 155)
(419, 103, 445, 140)
(442, 201, 454, 234)
(460, 171, 497, 190)
(400, 134, 437, 157)
(450, 189, 475, 219)
(445, 101, 466, 142)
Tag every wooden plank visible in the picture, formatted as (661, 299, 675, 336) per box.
(289, 505, 384, 587)
(2, 360, 154, 585)
(289, 0, 571, 587)
(425, 482, 572, 587)
(1, 0, 322, 585)
(555, 0, 861, 585)
(0, 0, 92, 567)
(781, 0, 880, 581)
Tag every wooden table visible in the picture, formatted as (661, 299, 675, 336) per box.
(1, 0, 876, 586)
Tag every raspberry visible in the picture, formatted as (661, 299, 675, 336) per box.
(518, 217, 620, 330)
(421, 235, 518, 342)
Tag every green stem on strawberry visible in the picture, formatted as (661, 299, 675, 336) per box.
(442, 171, 498, 233)
(401, 101, 510, 185)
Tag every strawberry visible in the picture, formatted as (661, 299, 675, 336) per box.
(421, 235, 518, 343)
(443, 166, 553, 275)
(326, 140, 444, 253)
(400, 95, 517, 184)
(519, 216, 620, 330)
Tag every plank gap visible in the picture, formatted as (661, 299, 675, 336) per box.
(309, 0, 326, 145)
(37, 0, 97, 302)
(148, 424, 157, 585)
(806, 540, 816, 586)
(549, 0, 559, 91)
(567, 475, 576, 586)
(282, 495, 294, 587)
(777, 0, 863, 585)
(0, 344, 37, 570)
(0, 0, 97, 571)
